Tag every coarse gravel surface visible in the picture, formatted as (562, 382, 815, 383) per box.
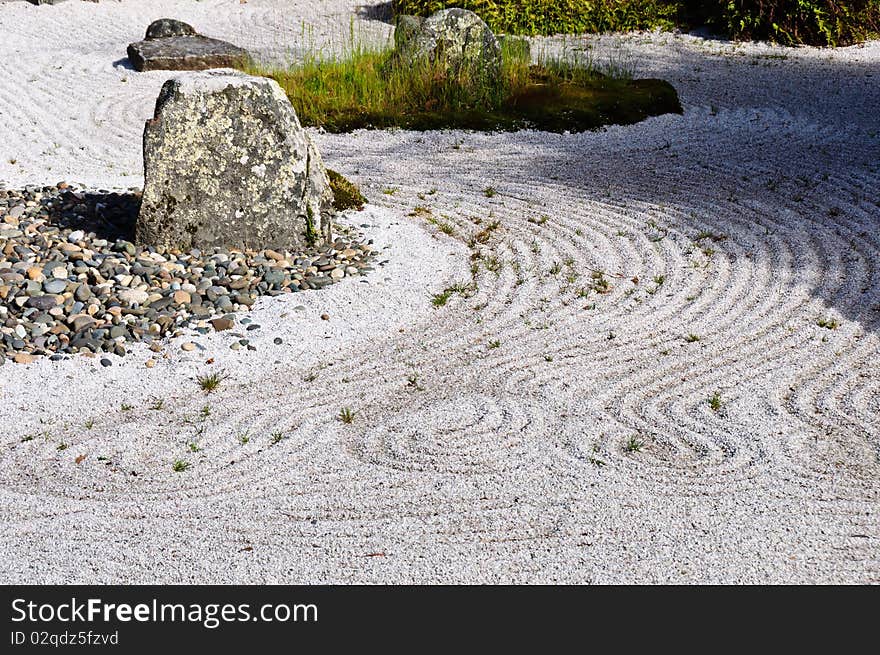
(0, 0, 878, 583)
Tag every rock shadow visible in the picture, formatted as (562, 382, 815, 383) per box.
(43, 189, 141, 243)
(357, 2, 394, 24)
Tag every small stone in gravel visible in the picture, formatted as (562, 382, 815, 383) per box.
(321, 313, 330, 320)
(211, 317, 234, 331)
(145, 359, 156, 368)
(119, 288, 149, 305)
(100, 358, 112, 367)
(181, 342, 196, 352)
(273, 337, 283, 345)
(14, 353, 37, 364)
(43, 279, 68, 294)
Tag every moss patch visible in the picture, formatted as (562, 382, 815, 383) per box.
(327, 169, 367, 211)
(254, 45, 681, 134)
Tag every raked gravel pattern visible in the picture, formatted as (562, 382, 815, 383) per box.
(0, 0, 878, 583)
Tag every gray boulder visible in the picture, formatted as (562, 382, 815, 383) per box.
(394, 9, 502, 85)
(136, 70, 334, 252)
(145, 18, 197, 40)
(127, 19, 249, 72)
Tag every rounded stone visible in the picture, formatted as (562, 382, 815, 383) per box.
(43, 279, 68, 294)
(145, 18, 197, 40)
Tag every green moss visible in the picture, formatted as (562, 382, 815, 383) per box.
(253, 43, 681, 134)
(327, 169, 367, 211)
(304, 204, 318, 246)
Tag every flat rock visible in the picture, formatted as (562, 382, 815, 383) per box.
(127, 35, 250, 73)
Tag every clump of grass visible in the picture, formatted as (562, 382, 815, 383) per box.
(817, 317, 840, 330)
(488, 339, 501, 349)
(338, 407, 355, 424)
(197, 370, 228, 393)
(149, 398, 164, 411)
(590, 271, 611, 294)
(271, 431, 285, 445)
(188, 442, 202, 453)
(238, 433, 250, 446)
(120, 403, 132, 412)
(709, 392, 722, 412)
(624, 435, 644, 452)
(684, 333, 701, 343)
(249, 30, 680, 134)
(431, 288, 454, 307)
(483, 186, 498, 198)
(327, 169, 366, 211)
(172, 459, 191, 472)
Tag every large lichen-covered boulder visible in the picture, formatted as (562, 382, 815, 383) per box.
(127, 19, 249, 72)
(395, 9, 502, 85)
(136, 69, 334, 252)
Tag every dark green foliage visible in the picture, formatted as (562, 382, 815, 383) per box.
(327, 169, 367, 211)
(392, 0, 680, 36)
(393, 0, 880, 45)
(687, 1, 880, 46)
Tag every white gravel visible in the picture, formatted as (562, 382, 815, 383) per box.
(0, 0, 878, 583)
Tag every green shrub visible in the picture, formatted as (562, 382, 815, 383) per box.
(391, 0, 680, 36)
(689, 1, 880, 46)
(392, 0, 880, 45)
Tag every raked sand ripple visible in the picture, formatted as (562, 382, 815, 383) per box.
(0, 0, 878, 583)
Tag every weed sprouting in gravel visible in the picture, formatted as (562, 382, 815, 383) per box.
(624, 435, 644, 452)
(197, 371, 228, 393)
(817, 317, 840, 330)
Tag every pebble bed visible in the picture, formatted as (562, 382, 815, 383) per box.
(0, 183, 374, 364)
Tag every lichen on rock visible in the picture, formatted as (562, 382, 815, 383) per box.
(136, 69, 334, 252)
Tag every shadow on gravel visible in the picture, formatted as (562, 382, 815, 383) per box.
(44, 189, 141, 243)
(357, 2, 394, 24)
(520, 48, 880, 334)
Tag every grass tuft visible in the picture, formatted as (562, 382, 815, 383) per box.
(197, 370, 228, 393)
(247, 31, 680, 134)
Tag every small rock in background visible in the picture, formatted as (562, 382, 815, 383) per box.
(127, 19, 251, 72)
